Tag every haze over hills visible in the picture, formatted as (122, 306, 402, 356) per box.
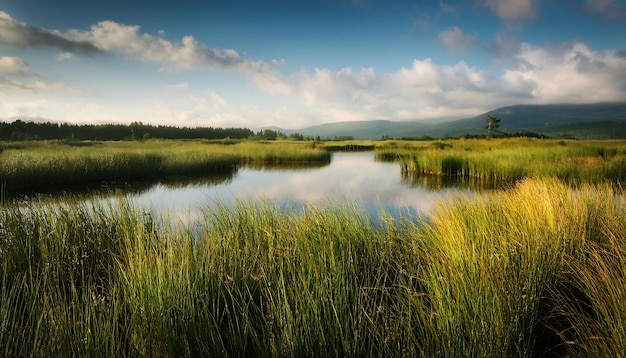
(270, 103, 626, 140)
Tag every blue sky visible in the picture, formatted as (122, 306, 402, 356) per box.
(1, 0, 625, 129)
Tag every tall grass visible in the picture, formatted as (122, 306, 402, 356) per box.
(377, 138, 626, 184)
(409, 179, 626, 356)
(0, 179, 624, 356)
(217, 141, 331, 164)
(0, 140, 330, 192)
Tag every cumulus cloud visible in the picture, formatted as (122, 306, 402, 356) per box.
(438, 26, 476, 52)
(2, 11, 624, 127)
(0, 11, 100, 54)
(62, 20, 283, 73)
(480, 0, 536, 21)
(247, 60, 495, 122)
(244, 40, 626, 124)
(6, 39, 624, 127)
(0, 56, 31, 75)
(503, 42, 626, 103)
(0, 11, 283, 74)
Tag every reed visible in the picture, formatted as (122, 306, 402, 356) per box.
(376, 138, 626, 184)
(0, 179, 624, 356)
(0, 140, 330, 192)
(216, 141, 331, 164)
(406, 179, 617, 356)
(0, 200, 132, 356)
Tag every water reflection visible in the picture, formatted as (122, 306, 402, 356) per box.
(242, 161, 330, 171)
(400, 172, 515, 191)
(7, 152, 478, 222)
(129, 152, 467, 222)
(7, 172, 234, 203)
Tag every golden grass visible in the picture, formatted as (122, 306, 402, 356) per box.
(1, 178, 624, 356)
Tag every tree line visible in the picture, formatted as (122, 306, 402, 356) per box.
(0, 120, 254, 141)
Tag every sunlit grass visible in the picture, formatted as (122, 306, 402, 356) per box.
(376, 138, 626, 184)
(0, 140, 330, 192)
(1, 179, 624, 356)
(209, 140, 331, 164)
(3, 138, 624, 192)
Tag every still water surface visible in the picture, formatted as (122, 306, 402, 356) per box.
(122, 152, 467, 221)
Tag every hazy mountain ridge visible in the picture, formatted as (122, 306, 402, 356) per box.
(267, 103, 626, 139)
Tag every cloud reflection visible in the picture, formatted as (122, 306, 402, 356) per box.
(133, 152, 462, 223)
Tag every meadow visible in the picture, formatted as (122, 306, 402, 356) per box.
(1, 137, 626, 356)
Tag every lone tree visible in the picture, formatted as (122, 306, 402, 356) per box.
(486, 114, 501, 138)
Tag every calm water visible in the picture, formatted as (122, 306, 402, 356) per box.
(119, 152, 467, 222)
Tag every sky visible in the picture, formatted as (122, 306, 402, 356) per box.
(1, 0, 625, 129)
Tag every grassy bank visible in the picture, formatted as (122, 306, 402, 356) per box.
(376, 138, 626, 184)
(1, 179, 624, 356)
(4, 138, 624, 193)
(0, 140, 330, 192)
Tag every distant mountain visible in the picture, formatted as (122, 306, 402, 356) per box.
(296, 120, 430, 139)
(441, 103, 626, 137)
(269, 103, 626, 139)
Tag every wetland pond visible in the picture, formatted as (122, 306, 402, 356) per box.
(18, 152, 478, 222)
(114, 152, 471, 222)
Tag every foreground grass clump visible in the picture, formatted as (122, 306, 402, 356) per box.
(1, 179, 625, 356)
(0, 140, 330, 191)
(377, 138, 626, 184)
(413, 179, 626, 356)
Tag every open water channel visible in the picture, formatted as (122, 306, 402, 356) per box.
(111, 151, 469, 222)
(10, 152, 475, 223)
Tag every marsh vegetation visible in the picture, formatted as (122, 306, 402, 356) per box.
(376, 138, 626, 185)
(1, 138, 625, 356)
(0, 140, 330, 193)
(1, 179, 625, 356)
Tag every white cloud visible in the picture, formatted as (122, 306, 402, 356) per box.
(1, 11, 283, 76)
(503, 42, 626, 103)
(250, 69, 293, 96)
(0, 56, 31, 75)
(32, 81, 81, 94)
(0, 56, 81, 96)
(0, 78, 80, 96)
(209, 91, 229, 109)
(438, 26, 476, 52)
(56, 52, 74, 61)
(62, 20, 284, 74)
(245, 59, 495, 123)
(243, 41, 626, 125)
(2, 11, 624, 129)
(295, 66, 379, 107)
(168, 82, 189, 90)
(0, 99, 51, 117)
(481, 0, 536, 21)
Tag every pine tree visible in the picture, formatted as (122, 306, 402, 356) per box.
(486, 114, 501, 138)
